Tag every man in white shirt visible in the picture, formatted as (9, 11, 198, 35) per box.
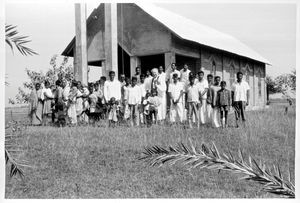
(168, 63, 181, 84)
(231, 71, 250, 127)
(135, 67, 141, 84)
(185, 73, 201, 128)
(126, 77, 141, 126)
(151, 68, 167, 121)
(144, 70, 153, 93)
(119, 74, 126, 86)
(210, 76, 222, 128)
(158, 66, 166, 82)
(168, 73, 185, 124)
(197, 71, 209, 125)
(180, 63, 191, 85)
(206, 74, 214, 123)
(104, 71, 121, 102)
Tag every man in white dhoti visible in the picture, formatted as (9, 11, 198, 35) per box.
(158, 66, 167, 119)
(151, 68, 167, 121)
(211, 76, 221, 128)
(168, 73, 185, 124)
(197, 71, 209, 125)
(206, 74, 214, 123)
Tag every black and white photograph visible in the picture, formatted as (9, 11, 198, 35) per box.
(1, 0, 298, 200)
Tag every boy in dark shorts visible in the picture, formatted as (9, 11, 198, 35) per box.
(216, 81, 231, 128)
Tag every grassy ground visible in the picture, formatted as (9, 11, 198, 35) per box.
(5, 104, 295, 198)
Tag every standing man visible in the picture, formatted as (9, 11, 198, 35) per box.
(119, 74, 126, 86)
(135, 66, 141, 83)
(151, 68, 167, 122)
(206, 74, 214, 123)
(185, 73, 201, 128)
(126, 77, 141, 127)
(180, 63, 191, 84)
(158, 66, 167, 118)
(168, 63, 181, 84)
(145, 70, 153, 93)
(197, 71, 209, 125)
(158, 66, 166, 83)
(104, 71, 122, 103)
(168, 73, 185, 124)
(180, 64, 191, 120)
(231, 72, 250, 128)
(211, 76, 221, 128)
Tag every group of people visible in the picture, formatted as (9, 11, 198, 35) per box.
(29, 63, 250, 128)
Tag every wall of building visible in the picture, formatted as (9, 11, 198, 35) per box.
(221, 53, 240, 87)
(198, 47, 266, 108)
(117, 4, 171, 56)
(171, 34, 200, 59)
(253, 62, 266, 107)
(240, 59, 254, 106)
(200, 47, 223, 78)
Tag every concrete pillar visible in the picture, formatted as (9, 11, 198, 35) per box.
(130, 56, 141, 78)
(74, 3, 88, 85)
(164, 52, 176, 71)
(104, 3, 118, 79)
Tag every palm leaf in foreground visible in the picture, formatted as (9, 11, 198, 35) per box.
(5, 24, 38, 56)
(139, 140, 295, 198)
(5, 121, 31, 179)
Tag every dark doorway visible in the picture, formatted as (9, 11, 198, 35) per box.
(175, 54, 197, 75)
(140, 54, 164, 75)
(118, 45, 130, 78)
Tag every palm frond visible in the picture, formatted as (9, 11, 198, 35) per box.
(5, 24, 38, 56)
(139, 141, 295, 198)
(5, 120, 31, 179)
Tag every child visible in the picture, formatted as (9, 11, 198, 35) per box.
(88, 84, 99, 126)
(107, 97, 119, 127)
(185, 74, 201, 128)
(121, 77, 131, 121)
(143, 89, 161, 127)
(216, 81, 231, 128)
(56, 101, 67, 127)
(126, 77, 141, 127)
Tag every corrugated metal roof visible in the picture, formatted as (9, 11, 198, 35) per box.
(136, 3, 271, 65)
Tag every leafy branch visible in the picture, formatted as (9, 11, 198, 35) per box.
(139, 139, 295, 198)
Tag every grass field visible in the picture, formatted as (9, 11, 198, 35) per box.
(5, 103, 295, 198)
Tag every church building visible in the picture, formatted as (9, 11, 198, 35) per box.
(62, 3, 270, 108)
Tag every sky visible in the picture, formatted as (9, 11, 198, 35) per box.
(4, 1, 296, 106)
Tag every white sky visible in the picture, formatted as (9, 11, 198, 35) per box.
(4, 1, 296, 105)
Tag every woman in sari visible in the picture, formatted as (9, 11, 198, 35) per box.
(68, 80, 78, 126)
(29, 83, 43, 126)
